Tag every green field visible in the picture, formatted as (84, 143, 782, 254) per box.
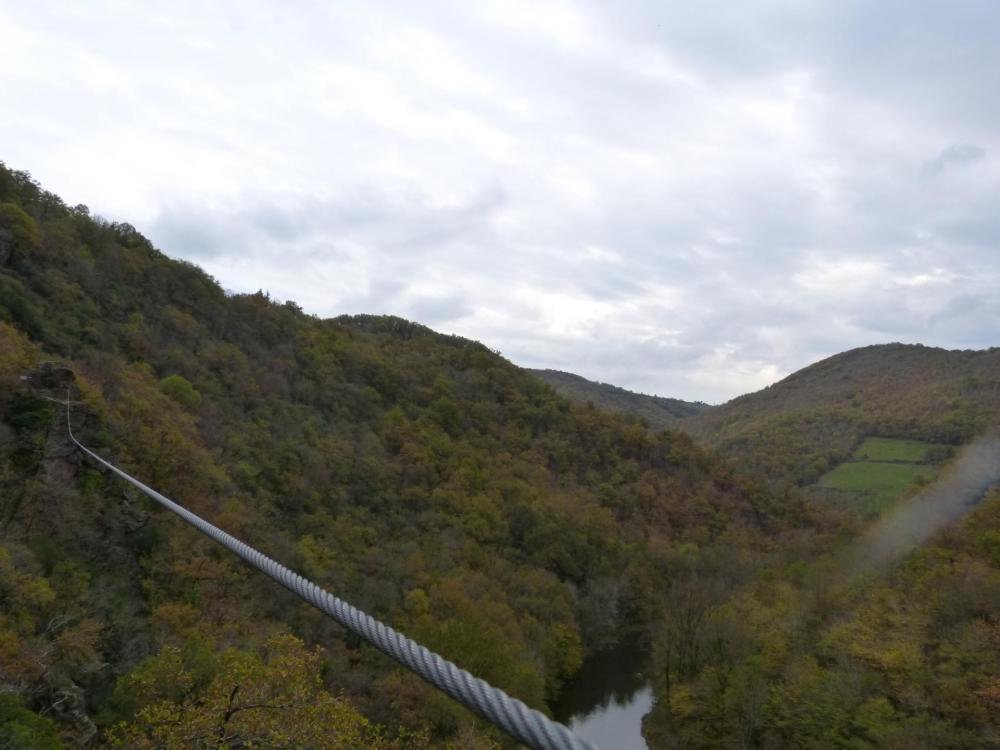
(851, 437, 950, 462)
(817, 461, 935, 517)
(814, 437, 948, 518)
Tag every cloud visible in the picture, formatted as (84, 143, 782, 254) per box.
(922, 143, 987, 176)
(1, 1, 999, 402)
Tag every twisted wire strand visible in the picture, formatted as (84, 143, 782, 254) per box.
(65, 405, 597, 750)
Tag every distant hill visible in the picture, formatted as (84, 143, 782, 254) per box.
(528, 368, 708, 428)
(680, 343, 1000, 486)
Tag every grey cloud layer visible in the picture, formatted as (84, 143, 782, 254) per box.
(923, 144, 988, 177)
(2, 0, 998, 402)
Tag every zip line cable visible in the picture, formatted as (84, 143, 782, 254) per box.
(64, 401, 598, 750)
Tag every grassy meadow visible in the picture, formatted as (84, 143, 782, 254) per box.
(815, 437, 946, 517)
(851, 437, 951, 462)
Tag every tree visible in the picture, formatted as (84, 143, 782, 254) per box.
(0, 693, 64, 750)
(0, 203, 40, 267)
(158, 374, 202, 411)
(104, 635, 383, 749)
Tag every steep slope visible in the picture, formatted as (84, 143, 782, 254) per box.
(528, 368, 708, 429)
(633, 346, 1000, 749)
(638, 346, 1000, 748)
(644, 481, 1000, 749)
(0, 163, 804, 748)
(680, 343, 1000, 487)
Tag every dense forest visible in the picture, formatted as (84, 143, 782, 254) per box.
(681, 343, 1000, 490)
(1, 161, 998, 749)
(528, 370, 707, 430)
(643, 447, 1000, 749)
(549, 357, 1000, 747)
(544, 346, 1000, 494)
(0, 163, 823, 748)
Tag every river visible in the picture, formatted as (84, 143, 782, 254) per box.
(552, 642, 653, 750)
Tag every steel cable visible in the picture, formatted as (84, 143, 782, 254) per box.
(65, 405, 598, 750)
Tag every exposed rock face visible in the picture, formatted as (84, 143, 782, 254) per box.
(42, 414, 78, 486)
(25, 363, 77, 391)
(47, 681, 98, 746)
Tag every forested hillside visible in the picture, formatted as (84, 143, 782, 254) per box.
(645, 473, 1000, 749)
(4, 162, 998, 750)
(527, 369, 707, 430)
(528, 321, 1000, 748)
(0, 164, 817, 748)
(638, 352, 1000, 747)
(681, 344, 1000, 488)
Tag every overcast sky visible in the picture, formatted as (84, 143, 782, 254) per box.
(2, 1, 998, 402)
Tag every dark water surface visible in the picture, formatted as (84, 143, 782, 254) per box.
(552, 643, 652, 750)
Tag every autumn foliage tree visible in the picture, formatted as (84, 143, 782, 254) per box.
(104, 635, 388, 750)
